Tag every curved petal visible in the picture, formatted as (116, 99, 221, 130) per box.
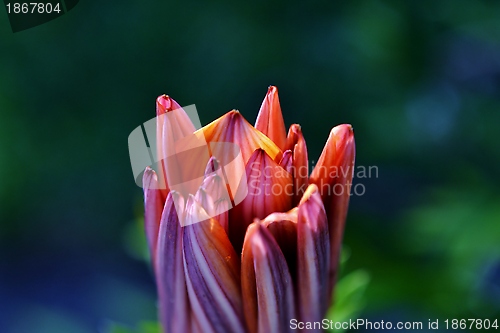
(255, 86, 287, 151)
(261, 209, 298, 281)
(183, 197, 246, 333)
(309, 124, 355, 298)
(286, 124, 309, 205)
(297, 184, 330, 326)
(229, 149, 293, 253)
(143, 167, 166, 264)
(156, 191, 190, 333)
(241, 223, 296, 333)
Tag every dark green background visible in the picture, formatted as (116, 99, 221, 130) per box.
(1, 1, 499, 332)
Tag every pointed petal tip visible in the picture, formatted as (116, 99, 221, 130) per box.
(156, 94, 182, 115)
(143, 167, 157, 187)
(202, 109, 282, 165)
(255, 86, 287, 151)
(290, 123, 301, 132)
(204, 156, 221, 175)
(331, 124, 354, 142)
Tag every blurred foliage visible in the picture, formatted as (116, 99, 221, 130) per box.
(1, 0, 500, 332)
(328, 270, 370, 333)
(404, 175, 500, 317)
(104, 321, 160, 333)
(327, 248, 370, 332)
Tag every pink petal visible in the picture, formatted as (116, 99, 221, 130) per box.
(143, 167, 166, 264)
(157, 95, 211, 199)
(279, 150, 293, 174)
(155, 95, 197, 193)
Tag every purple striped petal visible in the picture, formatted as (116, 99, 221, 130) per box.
(183, 196, 245, 333)
(156, 191, 190, 333)
(297, 184, 330, 328)
(241, 222, 296, 333)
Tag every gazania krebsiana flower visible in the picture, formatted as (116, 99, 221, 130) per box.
(143, 86, 355, 333)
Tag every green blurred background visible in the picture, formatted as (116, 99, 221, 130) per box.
(1, 0, 499, 332)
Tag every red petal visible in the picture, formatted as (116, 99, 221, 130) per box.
(229, 149, 293, 253)
(255, 86, 287, 151)
(309, 124, 355, 299)
(261, 209, 298, 281)
(286, 124, 309, 205)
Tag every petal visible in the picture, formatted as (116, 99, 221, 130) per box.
(204, 156, 221, 175)
(309, 124, 355, 298)
(194, 188, 215, 217)
(156, 94, 196, 135)
(197, 159, 232, 233)
(183, 197, 246, 333)
(286, 124, 309, 205)
(254, 86, 287, 151)
(200, 110, 282, 165)
(229, 149, 293, 253)
(156, 191, 190, 333)
(261, 209, 298, 281)
(143, 167, 166, 264)
(297, 184, 330, 325)
(200, 173, 231, 205)
(157, 95, 211, 199)
(194, 177, 231, 234)
(241, 223, 296, 333)
(155, 95, 197, 192)
(279, 150, 293, 174)
(213, 198, 230, 234)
